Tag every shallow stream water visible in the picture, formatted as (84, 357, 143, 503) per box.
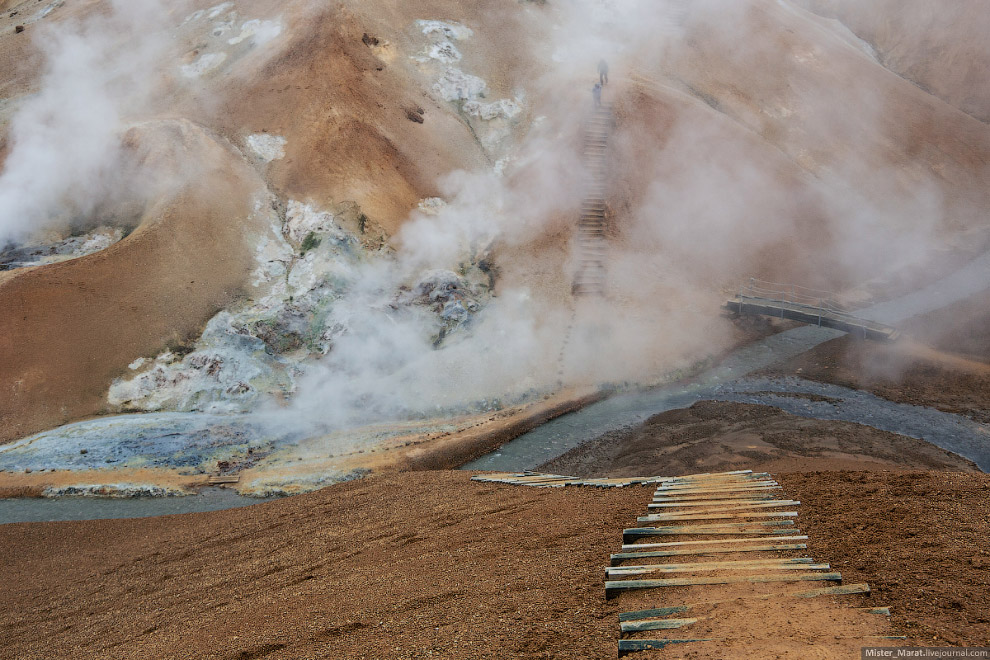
(0, 488, 276, 525)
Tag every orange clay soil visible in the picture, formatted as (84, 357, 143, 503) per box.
(1, 470, 987, 659)
(0, 467, 211, 499)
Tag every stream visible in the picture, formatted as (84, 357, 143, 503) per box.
(0, 488, 276, 525)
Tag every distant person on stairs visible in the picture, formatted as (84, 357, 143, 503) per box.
(592, 82, 602, 107)
(598, 59, 609, 85)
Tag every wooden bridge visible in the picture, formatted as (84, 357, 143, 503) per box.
(725, 279, 900, 342)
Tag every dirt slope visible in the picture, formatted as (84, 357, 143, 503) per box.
(1, 470, 987, 658)
(795, 0, 990, 123)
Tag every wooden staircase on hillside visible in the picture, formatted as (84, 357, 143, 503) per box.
(573, 103, 613, 297)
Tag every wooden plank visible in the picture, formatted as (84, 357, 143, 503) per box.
(654, 492, 780, 502)
(624, 529, 799, 543)
(610, 557, 816, 571)
(608, 558, 819, 575)
(662, 478, 772, 487)
(207, 475, 240, 484)
(618, 639, 712, 655)
(859, 607, 891, 616)
(649, 499, 798, 509)
(654, 486, 781, 496)
(664, 472, 767, 484)
(605, 572, 843, 597)
(657, 480, 778, 490)
(619, 606, 690, 621)
(622, 534, 808, 551)
(620, 617, 701, 632)
(653, 487, 783, 497)
(633, 520, 795, 530)
(638, 511, 798, 522)
(623, 521, 794, 542)
(610, 543, 808, 565)
(608, 562, 831, 577)
(618, 584, 871, 622)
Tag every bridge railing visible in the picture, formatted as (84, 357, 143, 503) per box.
(736, 278, 852, 317)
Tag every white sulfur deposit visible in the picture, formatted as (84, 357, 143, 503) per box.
(416, 20, 474, 42)
(180, 52, 227, 78)
(108, 195, 494, 417)
(228, 18, 283, 46)
(246, 133, 287, 162)
(463, 99, 523, 121)
(284, 200, 346, 244)
(433, 68, 488, 102)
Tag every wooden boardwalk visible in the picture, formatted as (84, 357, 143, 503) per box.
(573, 104, 613, 296)
(608, 470, 902, 655)
(472, 468, 904, 653)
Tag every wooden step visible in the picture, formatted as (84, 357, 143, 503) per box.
(648, 499, 798, 509)
(608, 562, 830, 577)
(637, 511, 798, 523)
(610, 543, 808, 565)
(622, 534, 809, 551)
(207, 475, 240, 485)
(605, 572, 843, 598)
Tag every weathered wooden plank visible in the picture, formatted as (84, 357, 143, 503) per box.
(619, 606, 690, 621)
(653, 486, 783, 496)
(654, 487, 782, 496)
(638, 511, 799, 522)
(656, 479, 780, 492)
(608, 558, 819, 575)
(207, 475, 240, 484)
(623, 521, 795, 542)
(618, 639, 712, 655)
(610, 557, 815, 571)
(661, 475, 773, 483)
(859, 607, 891, 616)
(622, 534, 808, 550)
(608, 562, 831, 577)
(610, 543, 808, 565)
(632, 520, 795, 530)
(620, 617, 701, 632)
(653, 492, 780, 502)
(648, 499, 798, 509)
(605, 572, 843, 597)
(664, 471, 767, 484)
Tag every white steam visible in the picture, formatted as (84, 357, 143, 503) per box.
(0, 0, 175, 245)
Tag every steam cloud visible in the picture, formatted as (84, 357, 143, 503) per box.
(4, 0, 986, 446)
(285, 0, 984, 435)
(0, 0, 174, 245)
